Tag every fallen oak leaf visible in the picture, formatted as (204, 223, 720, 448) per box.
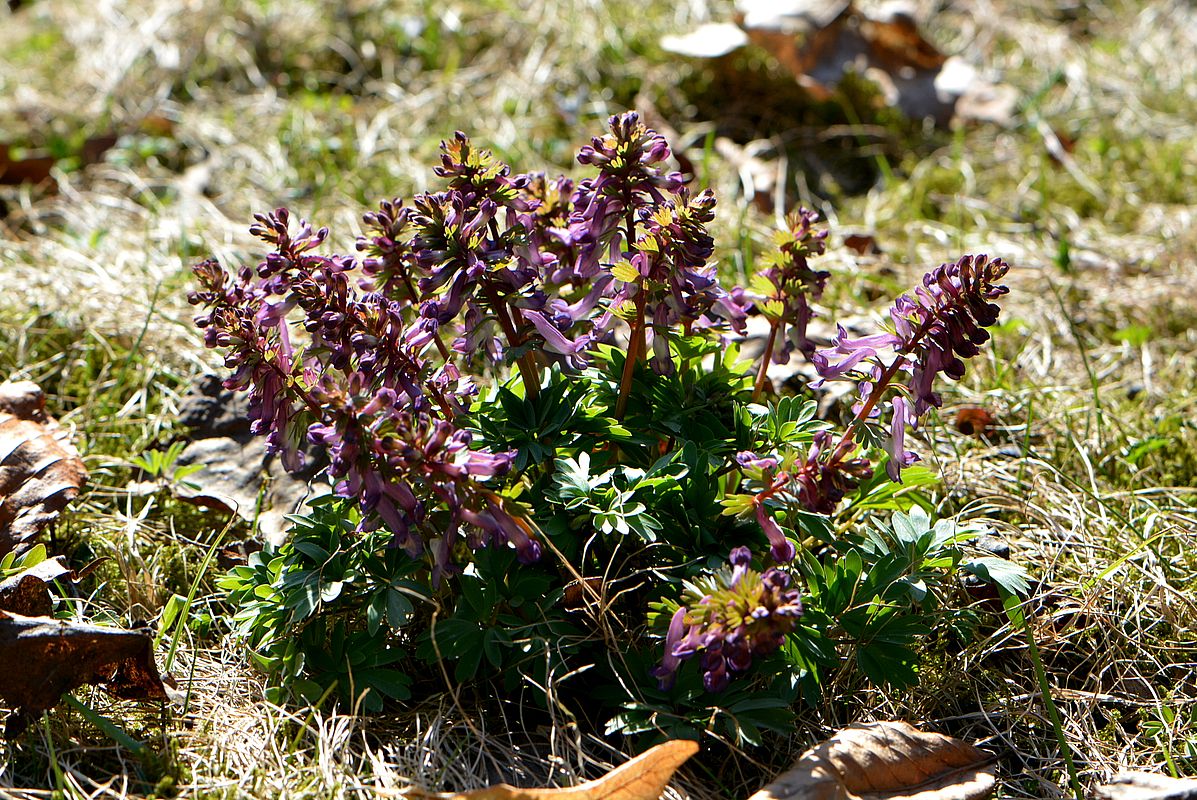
(1096, 771, 1197, 799)
(954, 407, 995, 438)
(407, 740, 698, 800)
(0, 381, 89, 556)
(0, 610, 168, 738)
(663, 0, 1017, 127)
(0, 553, 75, 616)
(747, 721, 996, 800)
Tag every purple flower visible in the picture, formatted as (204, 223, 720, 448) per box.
(755, 504, 796, 563)
(652, 550, 804, 691)
(812, 254, 1010, 482)
(649, 607, 689, 689)
(884, 395, 920, 481)
(522, 309, 594, 369)
(566, 112, 684, 280)
(748, 208, 830, 364)
(816, 255, 1009, 411)
(192, 206, 541, 583)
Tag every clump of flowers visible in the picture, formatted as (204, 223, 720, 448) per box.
(747, 208, 829, 398)
(653, 547, 803, 692)
(812, 254, 1011, 479)
(195, 112, 1014, 731)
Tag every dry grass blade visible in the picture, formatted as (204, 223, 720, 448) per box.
(408, 740, 699, 800)
(748, 722, 995, 800)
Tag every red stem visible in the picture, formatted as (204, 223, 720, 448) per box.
(752, 322, 780, 402)
(484, 284, 540, 400)
(613, 205, 643, 420)
(614, 292, 646, 420)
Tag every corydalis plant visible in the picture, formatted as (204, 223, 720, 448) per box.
(191, 211, 536, 583)
(194, 112, 1013, 710)
(749, 208, 829, 399)
(723, 256, 1009, 577)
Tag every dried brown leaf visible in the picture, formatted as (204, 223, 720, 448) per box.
(0, 555, 74, 616)
(748, 722, 996, 800)
(1096, 772, 1197, 800)
(954, 407, 996, 438)
(668, 1, 1015, 127)
(843, 233, 882, 255)
(0, 381, 89, 556)
(860, 5, 945, 72)
(0, 144, 54, 186)
(411, 740, 698, 800)
(0, 610, 168, 737)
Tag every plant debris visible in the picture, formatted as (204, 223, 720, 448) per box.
(0, 553, 73, 616)
(0, 610, 168, 738)
(407, 740, 698, 800)
(662, 0, 1017, 127)
(0, 381, 88, 557)
(748, 721, 996, 800)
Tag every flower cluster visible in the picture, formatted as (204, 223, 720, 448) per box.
(733, 436, 874, 563)
(813, 254, 1011, 478)
(190, 210, 524, 582)
(749, 208, 830, 368)
(653, 547, 804, 692)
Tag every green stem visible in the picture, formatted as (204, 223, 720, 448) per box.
(1003, 591, 1084, 800)
(165, 518, 233, 673)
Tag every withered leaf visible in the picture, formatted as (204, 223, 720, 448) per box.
(0, 144, 54, 186)
(168, 374, 317, 545)
(0, 554, 74, 616)
(843, 233, 881, 256)
(954, 407, 995, 438)
(410, 740, 698, 800)
(0, 610, 168, 737)
(748, 722, 996, 800)
(0, 381, 89, 556)
(665, 1, 1016, 127)
(0, 134, 118, 187)
(1096, 772, 1197, 800)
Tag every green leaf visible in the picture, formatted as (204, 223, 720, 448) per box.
(857, 641, 918, 687)
(891, 507, 930, 546)
(964, 557, 1031, 597)
(356, 668, 412, 701)
(1125, 436, 1170, 466)
(385, 588, 414, 628)
(293, 541, 331, 563)
(611, 260, 640, 284)
(155, 594, 189, 648)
